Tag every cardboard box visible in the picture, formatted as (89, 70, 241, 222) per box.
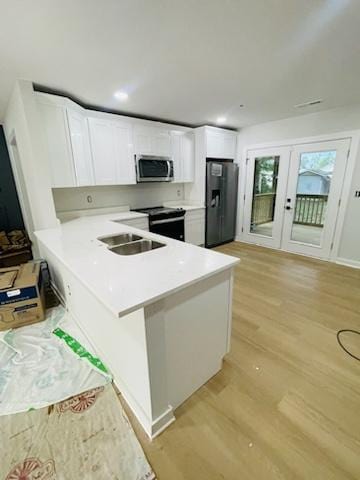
(0, 262, 45, 331)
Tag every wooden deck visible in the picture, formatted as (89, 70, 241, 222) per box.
(252, 221, 323, 245)
(121, 242, 360, 480)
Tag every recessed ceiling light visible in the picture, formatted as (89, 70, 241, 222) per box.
(114, 90, 129, 102)
(216, 116, 227, 124)
(294, 99, 323, 108)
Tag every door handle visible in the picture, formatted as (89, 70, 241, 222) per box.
(285, 206, 293, 210)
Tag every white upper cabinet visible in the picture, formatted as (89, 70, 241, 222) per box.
(153, 128, 171, 156)
(113, 122, 136, 185)
(38, 92, 195, 188)
(171, 131, 195, 183)
(223, 133, 237, 159)
(88, 117, 135, 185)
(67, 109, 94, 186)
(133, 126, 171, 156)
(171, 132, 182, 182)
(88, 118, 117, 185)
(181, 131, 195, 183)
(206, 128, 237, 159)
(37, 97, 76, 187)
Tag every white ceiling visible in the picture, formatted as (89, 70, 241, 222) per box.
(1, 0, 360, 128)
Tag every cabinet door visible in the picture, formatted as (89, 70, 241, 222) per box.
(113, 123, 136, 184)
(133, 126, 153, 154)
(206, 130, 237, 159)
(171, 132, 182, 182)
(185, 210, 205, 245)
(134, 126, 171, 156)
(152, 128, 171, 156)
(88, 118, 117, 185)
(38, 101, 76, 187)
(67, 110, 94, 186)
(223, 133, 237, 159)
(206, 131, 222, 158)
(181, 132, 195, 182)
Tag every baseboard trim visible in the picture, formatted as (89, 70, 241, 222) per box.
(113, 377, 175, 440)
(336, 258, 360, 269)
(150, 406, 176, 439)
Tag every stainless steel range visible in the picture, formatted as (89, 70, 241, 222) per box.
(134, 206, 185, 241)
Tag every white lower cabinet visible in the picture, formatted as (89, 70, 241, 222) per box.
(185, 209, 205, 245)
(88, 117, 136, 185)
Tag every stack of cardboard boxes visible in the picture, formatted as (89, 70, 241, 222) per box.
(0, 262, 45, 331)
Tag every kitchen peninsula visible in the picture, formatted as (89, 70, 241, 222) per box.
(35, 213, 239, 438)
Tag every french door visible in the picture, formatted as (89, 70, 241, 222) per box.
(243, 147, 291, 249)
(243, 139, 350, 259)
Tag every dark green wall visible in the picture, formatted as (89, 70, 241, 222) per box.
(0, 126, 24, 231)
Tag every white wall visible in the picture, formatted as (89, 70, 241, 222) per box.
(237, 103, 360, 265)
(3, 80, 58, 248)
(52, 183, 184, 213)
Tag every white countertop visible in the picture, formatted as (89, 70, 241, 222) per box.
(57, 208, 148, 223)
(35, 213, 239, 318)
(163, 202, 205, 211)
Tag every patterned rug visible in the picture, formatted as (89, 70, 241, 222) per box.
(0, 384, 155, 479)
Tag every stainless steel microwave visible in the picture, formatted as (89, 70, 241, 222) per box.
(135, 155, 174, 183)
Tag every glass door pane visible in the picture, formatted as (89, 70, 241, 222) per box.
(250, 156, 280, 238)
(291, 150, 336, 246)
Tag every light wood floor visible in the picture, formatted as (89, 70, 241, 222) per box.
(126, 242, 360, 480)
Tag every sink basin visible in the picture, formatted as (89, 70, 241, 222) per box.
(109, 239, 165, 255)
(98, 233, 143, 246)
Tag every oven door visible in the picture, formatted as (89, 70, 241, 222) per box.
(150, 217, 185, 241)
(136, 156, 174, 182)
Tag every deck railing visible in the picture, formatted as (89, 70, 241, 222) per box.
(251, 193, 276, 225)
(293, 194, 328, 227)
(251, 193, 328, 227)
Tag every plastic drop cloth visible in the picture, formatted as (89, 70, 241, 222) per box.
(0, 306, 111, 415)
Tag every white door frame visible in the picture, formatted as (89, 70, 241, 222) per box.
(238, 130, 360, 262)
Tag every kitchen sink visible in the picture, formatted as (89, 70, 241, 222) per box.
(98, 233, 143, 246)
(109, 239, 165, 255)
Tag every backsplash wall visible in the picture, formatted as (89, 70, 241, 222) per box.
(52, 183, 185, 212)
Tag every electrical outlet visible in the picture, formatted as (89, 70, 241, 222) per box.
(87, 195, 93, 203)
(177, 189, 181, 198)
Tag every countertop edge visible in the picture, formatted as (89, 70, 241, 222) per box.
(35, 230, 239, 319)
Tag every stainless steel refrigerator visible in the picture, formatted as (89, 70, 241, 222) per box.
(205, 160, 239, 248)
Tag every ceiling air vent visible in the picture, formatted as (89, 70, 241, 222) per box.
(294, 99, 323, 109)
